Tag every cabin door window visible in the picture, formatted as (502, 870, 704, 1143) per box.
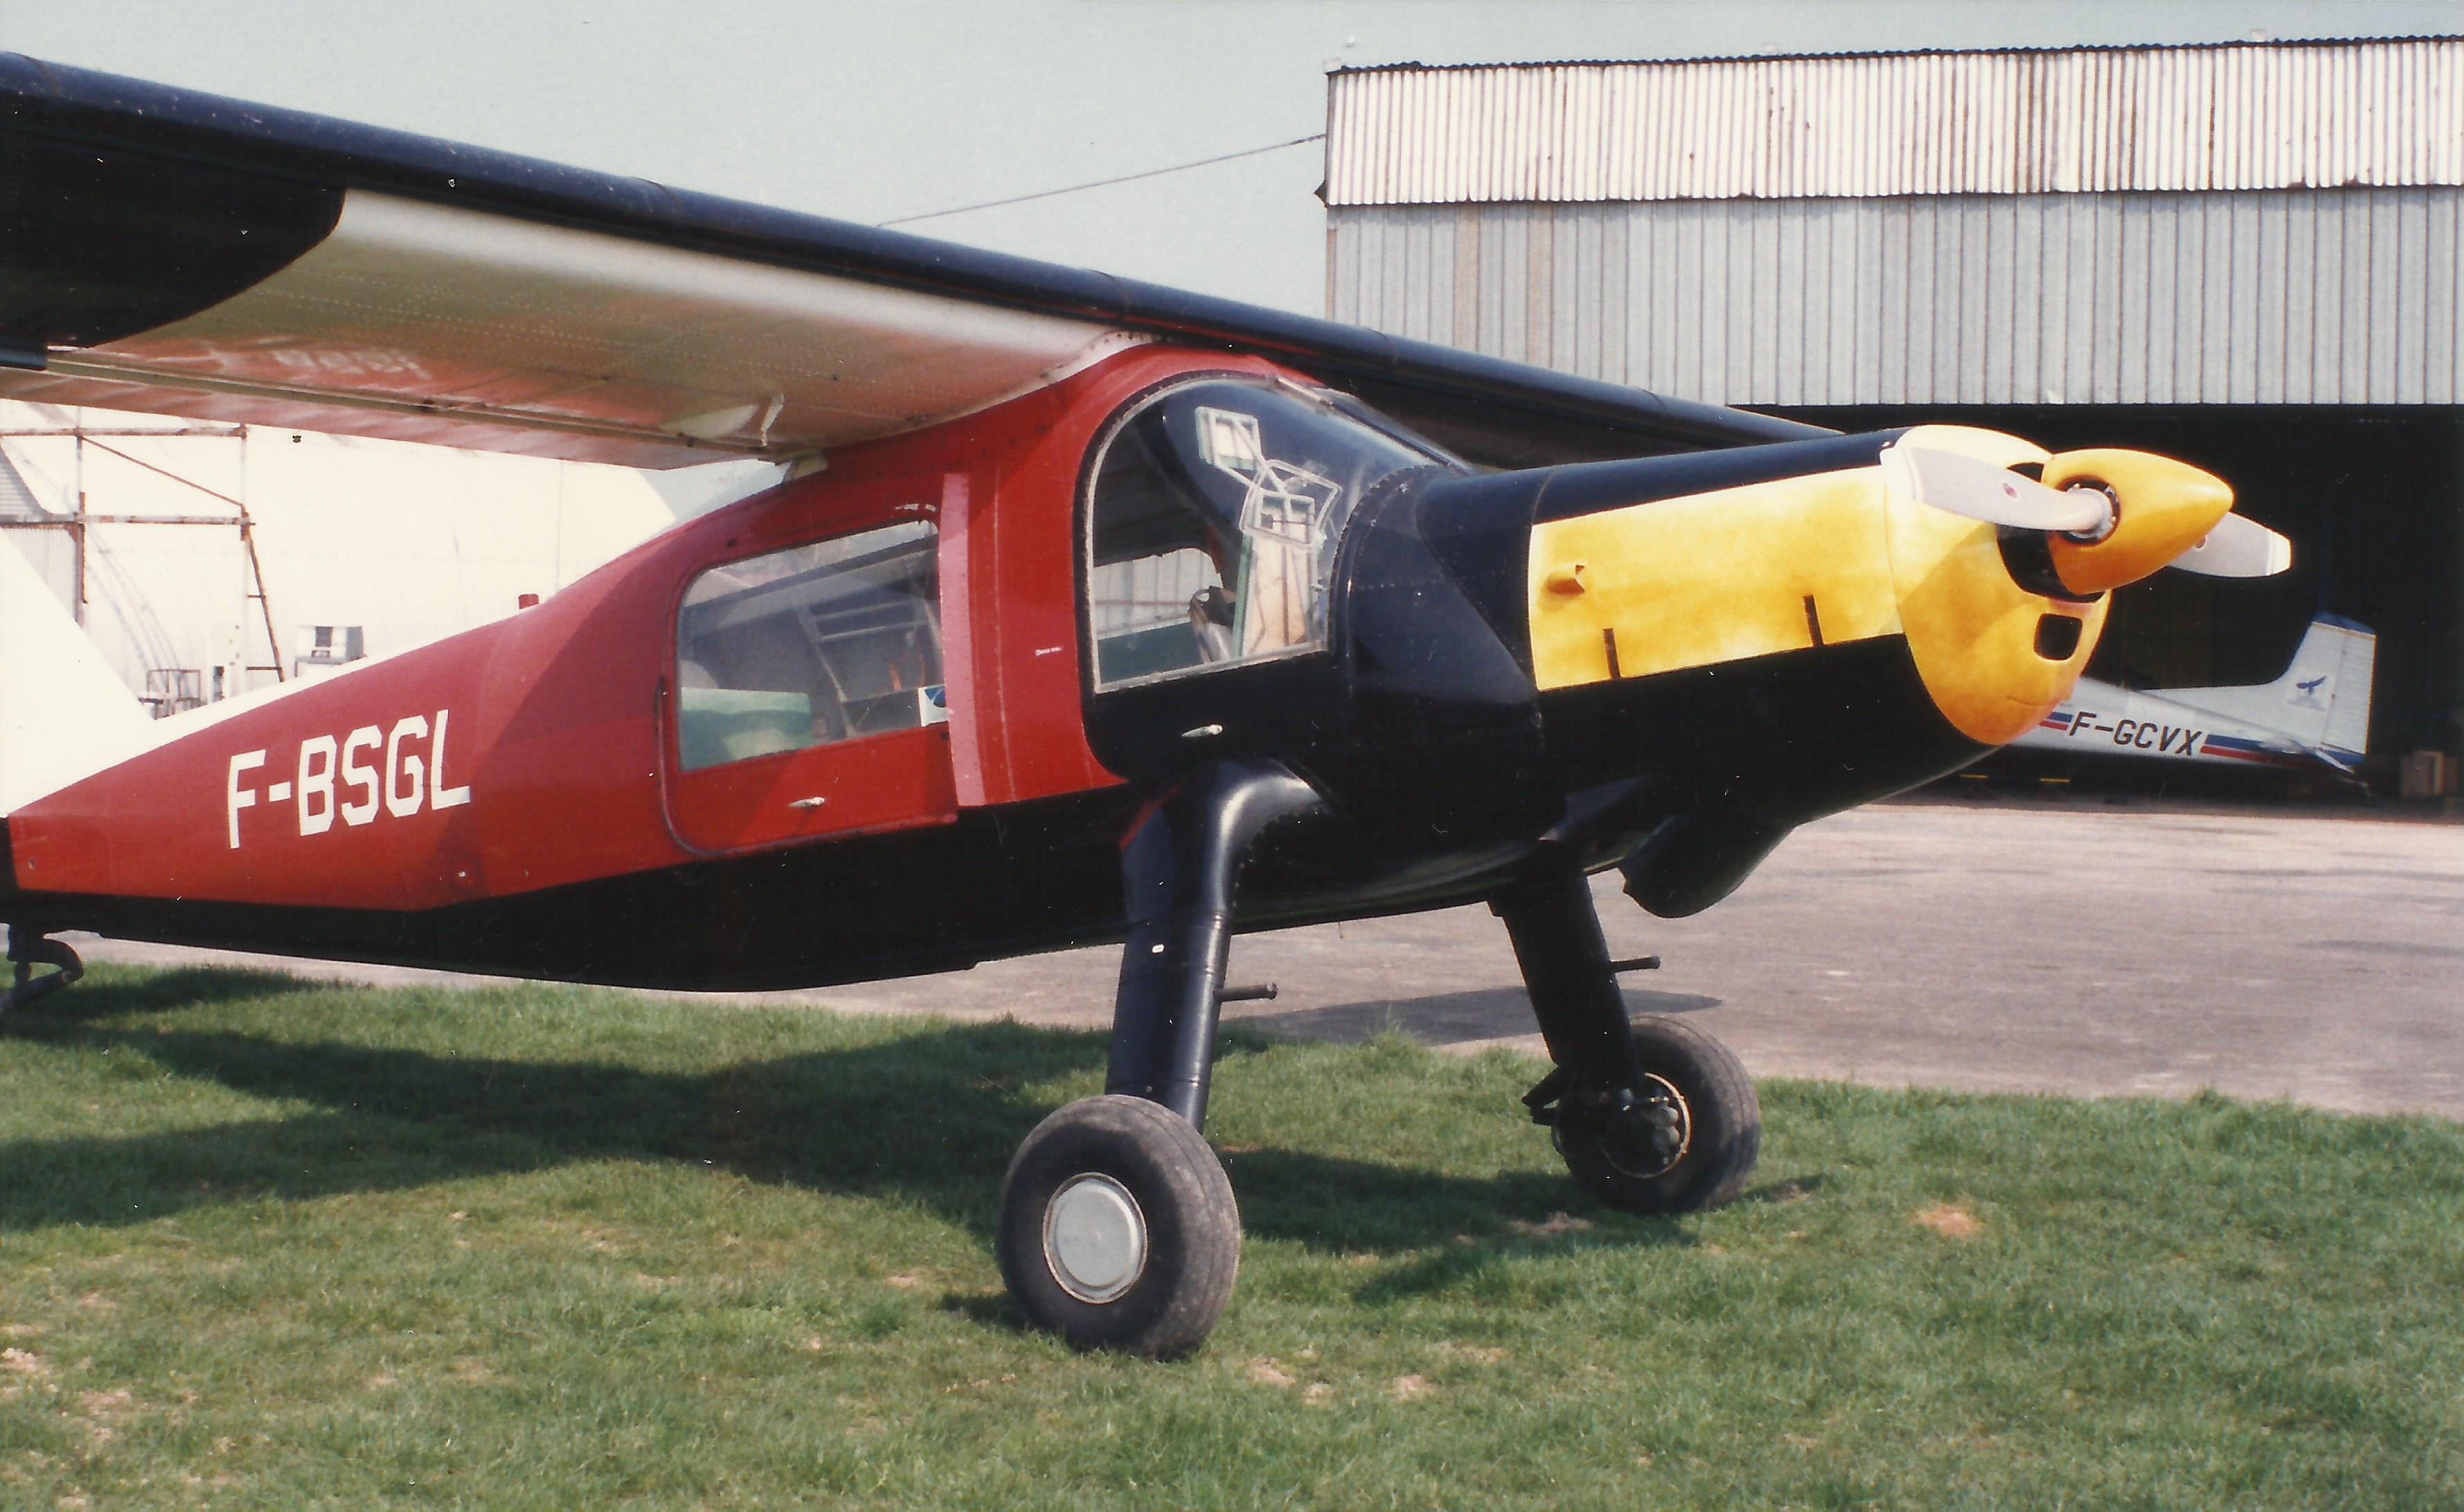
(667, 519, 955, 849)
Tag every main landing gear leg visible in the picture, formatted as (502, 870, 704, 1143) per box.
(1494, 862, 1759, 1214)
(1, 926, 83, 1020)
(997, 760, 1321, 1358)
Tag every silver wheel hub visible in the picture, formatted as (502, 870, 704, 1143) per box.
(1042, 1173, 1148, 1304)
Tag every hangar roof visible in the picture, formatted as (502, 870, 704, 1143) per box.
(1324, 38, 2464, 206)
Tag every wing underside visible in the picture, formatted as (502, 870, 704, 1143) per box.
(6, 184, 1129, 469)
(1, 54, 1824, 471)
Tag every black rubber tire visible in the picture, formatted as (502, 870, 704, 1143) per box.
(996, 1095, 1242, 1359)
(1557, 1015, 1760, 1215)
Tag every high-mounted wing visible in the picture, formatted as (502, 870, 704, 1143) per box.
(1, 55, 1821, 470)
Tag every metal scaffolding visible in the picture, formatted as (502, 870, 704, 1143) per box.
(0, 420, 286, 709)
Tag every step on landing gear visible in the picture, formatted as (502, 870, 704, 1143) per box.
(1, 927, 82, 1019)
(994, 761, 1320, 1358)
(1494, 865, 1760, 1214)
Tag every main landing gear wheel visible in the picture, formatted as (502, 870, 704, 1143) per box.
(997, 1095, 1242, 1359)
(1555, 1016, 1760, 1215)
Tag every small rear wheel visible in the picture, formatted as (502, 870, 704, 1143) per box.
(997, 1095, 1241, 1358)
(1555, 1015, 1759, 1214)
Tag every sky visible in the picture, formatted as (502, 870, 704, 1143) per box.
(3, 1, 2455, 316)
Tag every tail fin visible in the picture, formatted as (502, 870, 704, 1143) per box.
(2157, 615, 2376, 766)
(1, 537, 154, 814)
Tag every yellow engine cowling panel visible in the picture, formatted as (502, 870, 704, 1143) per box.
(1527, 468, 1902, 691)
(1884, 492, 2110, 746)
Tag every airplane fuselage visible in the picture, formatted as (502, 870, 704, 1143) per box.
(2030, 694, 2228, 762)
(3, 345, 2132, 989)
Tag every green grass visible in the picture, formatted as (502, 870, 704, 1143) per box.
(2, 966, 2461, 1510)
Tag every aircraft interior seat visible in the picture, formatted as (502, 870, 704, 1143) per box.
(676, 686, 814, 771)
(1188, 585, 1237, 663)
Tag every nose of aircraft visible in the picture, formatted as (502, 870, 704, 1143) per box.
(1515, 424, 2249, 753)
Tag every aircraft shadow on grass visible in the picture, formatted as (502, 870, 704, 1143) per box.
(1, 971, 1704, 1283)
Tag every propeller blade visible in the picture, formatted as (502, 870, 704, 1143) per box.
(1886, 443, 2112, 534)
(2168, 513, 2292, 577)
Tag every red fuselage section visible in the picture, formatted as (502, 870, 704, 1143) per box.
(4, 348, 1299, 982)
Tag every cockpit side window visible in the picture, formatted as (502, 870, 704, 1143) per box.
(675, 520, 943, 771)
(1084, 378, 1444, 689)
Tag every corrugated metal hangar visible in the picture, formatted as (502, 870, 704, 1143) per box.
(1323, 37, 2464, 790)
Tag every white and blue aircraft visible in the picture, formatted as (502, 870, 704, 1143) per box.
(2014, 615, 2376, 779)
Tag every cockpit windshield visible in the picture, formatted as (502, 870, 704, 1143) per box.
(1084, 377, 1453, 687)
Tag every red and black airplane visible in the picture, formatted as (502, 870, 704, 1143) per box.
(0, 57, 2290, 1355)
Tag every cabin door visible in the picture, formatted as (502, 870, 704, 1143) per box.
(663, 515, 957, 853)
